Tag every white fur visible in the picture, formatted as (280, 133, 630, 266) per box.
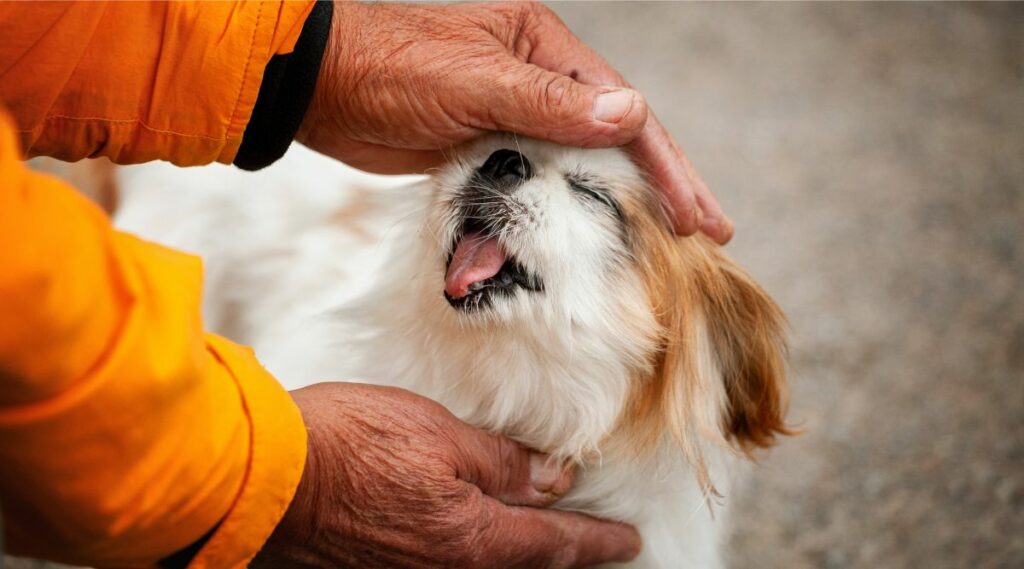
(116, 137, 741, 568)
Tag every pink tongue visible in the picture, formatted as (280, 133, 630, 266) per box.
(445, 231, 506, 299)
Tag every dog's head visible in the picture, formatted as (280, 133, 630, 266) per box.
(427, 136, 789, 467)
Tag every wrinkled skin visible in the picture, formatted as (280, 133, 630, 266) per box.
(253, 384, 641, 568)
(298, 1, 732, 243)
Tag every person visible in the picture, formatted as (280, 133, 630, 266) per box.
(0, 2, 731, 567)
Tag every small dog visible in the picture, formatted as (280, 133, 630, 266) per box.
(117, 136, 789, 568)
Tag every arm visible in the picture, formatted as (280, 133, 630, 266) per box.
(0, 1, 316, 166)
(0, 3, 324, 564)
(0, 109, 306, 567)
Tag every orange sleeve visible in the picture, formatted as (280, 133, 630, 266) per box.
(0, 108, 306, 567)
(0, 0, 315, 166)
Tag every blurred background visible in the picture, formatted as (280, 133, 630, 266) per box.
(16, 2, 1023, 568)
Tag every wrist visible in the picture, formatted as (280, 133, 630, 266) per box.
(252, 392, 324, 567)
(235, 0, 333, 171)
(296, 0, 350, 152)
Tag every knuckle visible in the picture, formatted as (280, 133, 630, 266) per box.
(546, 550, 577, 569)
(503, 0, 535, 25)
(542, 530, 576, 569)
(475, 2, 533, 47)
(499, 437, 528, 478)
(523, 518, 573, 569)
(525, 1, 560, 25)
(464, 528, 496, 568)
(453, 497, 500, 568)
(532, 74, 580, 121)
(490, 436, 523, 490)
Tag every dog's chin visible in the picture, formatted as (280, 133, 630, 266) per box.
(442, 220, 544, 314)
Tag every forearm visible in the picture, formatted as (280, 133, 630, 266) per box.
(0, 112, 306, 567)
(0, 1, 319, 167)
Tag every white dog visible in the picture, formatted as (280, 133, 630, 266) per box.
(116, 136, 789, 568)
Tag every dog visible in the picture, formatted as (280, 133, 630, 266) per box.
(116, 135, 789, 568)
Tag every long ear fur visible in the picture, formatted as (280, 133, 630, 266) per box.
(696, 251, 791, 453)
(619, 190, 790, 479)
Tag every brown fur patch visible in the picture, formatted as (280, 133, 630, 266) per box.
(615, 184, 791, 480)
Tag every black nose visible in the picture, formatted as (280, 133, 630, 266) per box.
(479, 149, 532, 181)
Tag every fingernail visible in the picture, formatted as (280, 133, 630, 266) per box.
(530, 453, 571, 495)
(593, 89, 639, 124)
(702, 213, 734, 245)
(720, 216, 735, 243)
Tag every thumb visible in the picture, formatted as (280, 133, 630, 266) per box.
(449, 423, 575, 507)
(466, 62, 648, 148)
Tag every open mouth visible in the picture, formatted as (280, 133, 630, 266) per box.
(444, 219, 543, 311)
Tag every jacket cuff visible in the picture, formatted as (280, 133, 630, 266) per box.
(234, 1, 332, 171)
(184, 337, 308, 569)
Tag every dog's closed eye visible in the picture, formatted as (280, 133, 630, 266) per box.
(567, 175, 623, 220)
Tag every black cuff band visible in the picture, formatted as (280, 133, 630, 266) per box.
(234, 0, 332, 171)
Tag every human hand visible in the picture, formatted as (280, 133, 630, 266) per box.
(297, 2, 732, 243)
(253, 383, 641, 568)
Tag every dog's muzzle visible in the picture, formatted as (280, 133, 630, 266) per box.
(443, 149, 543, 312)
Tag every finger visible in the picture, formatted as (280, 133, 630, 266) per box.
(475, 498, 642, 568)
(517, 5, 731, 240)
(629, 118, 732, 242)
(512, 4, 624, 87)
(448, 422, 575, 507)
(462, 61, 648, 149)
(468, 4, 647, 147)
(685, 151, 734, 244)
(632, 120, 701, 236)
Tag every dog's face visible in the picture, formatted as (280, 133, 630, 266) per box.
(436, 137, 641, 321)
(427, 136, 789, 465)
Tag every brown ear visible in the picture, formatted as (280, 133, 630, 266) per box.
(698, 253, 791, 452)
(616, 190, 790, 480)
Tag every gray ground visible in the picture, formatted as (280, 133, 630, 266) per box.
(552, 3, 1024, 568)
(9, 3, 1023, 569)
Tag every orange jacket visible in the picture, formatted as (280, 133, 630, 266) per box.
(0, 2, 317, 567)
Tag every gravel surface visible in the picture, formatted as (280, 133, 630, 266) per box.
(8, 3, 1022, 568)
